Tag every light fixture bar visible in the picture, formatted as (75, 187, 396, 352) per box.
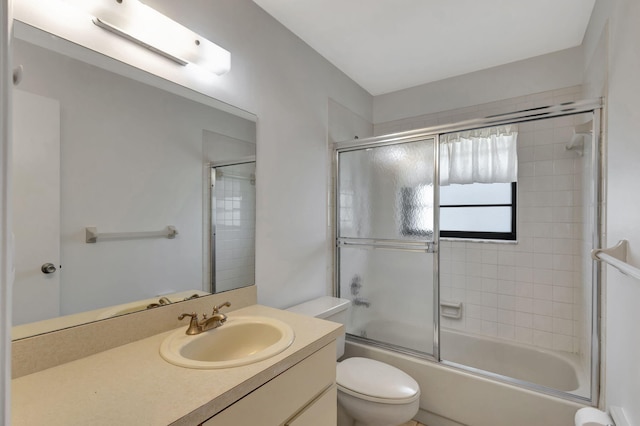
(92, 17, 189, 66)
(57, 0, 230, 75)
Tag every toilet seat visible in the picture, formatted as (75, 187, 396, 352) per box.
(337, 384, 420, 404)
(336, 357, 420, 405)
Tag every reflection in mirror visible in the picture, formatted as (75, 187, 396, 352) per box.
(11, 27, 256, 340)
(210, 159, 256, 294)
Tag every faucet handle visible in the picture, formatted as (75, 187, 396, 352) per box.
(212, 301, 231, 314)
(178, 312, 201, 335)
(178, 312, 198, 321)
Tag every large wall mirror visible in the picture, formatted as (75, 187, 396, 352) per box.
(11, 22, 257, 340)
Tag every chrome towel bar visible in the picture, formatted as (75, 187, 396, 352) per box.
(85, 225, 178, 243)
(591, 239, 640, 280)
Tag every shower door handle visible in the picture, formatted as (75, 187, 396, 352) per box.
(338, 239, 437, 253)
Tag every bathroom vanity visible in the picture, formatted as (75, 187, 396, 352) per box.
(203, 343, 337, 426)
(11, 303, 342, 425)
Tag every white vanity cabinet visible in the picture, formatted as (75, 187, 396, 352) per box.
(201, 341, 337, 426)
(12, 304, 343, 426)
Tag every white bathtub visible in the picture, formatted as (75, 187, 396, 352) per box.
(441, 329, 587, 395)
(346, 321, 590, 426)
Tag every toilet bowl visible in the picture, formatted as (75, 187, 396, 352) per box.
(286, 297, 421, 426)
(337, 357, 420, 426)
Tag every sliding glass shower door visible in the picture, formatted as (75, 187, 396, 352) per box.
(336, 138, 438, 357)
(335, 100, 602, 404)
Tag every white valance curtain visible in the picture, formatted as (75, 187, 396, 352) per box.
(440, 125, 518, 186)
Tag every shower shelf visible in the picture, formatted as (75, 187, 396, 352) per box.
(85, 226, 178, 243)
(591, 239, 640, 280)
(440, 301, 463, 319)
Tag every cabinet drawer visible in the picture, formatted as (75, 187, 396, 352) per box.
(202, 341, 336, 426)
(286, 384, 336, 426)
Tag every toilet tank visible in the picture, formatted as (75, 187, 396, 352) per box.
(286, 296, 351, 359)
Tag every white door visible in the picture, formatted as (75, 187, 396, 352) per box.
(12, 89, 61, 325)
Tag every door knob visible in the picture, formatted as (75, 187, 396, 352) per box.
(41, 263, 57, 274)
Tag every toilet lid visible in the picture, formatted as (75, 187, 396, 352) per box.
(336, 357, 420, 402)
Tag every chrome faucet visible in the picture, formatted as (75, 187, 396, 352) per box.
(350, 275, 362, 295)
(353, 298, 371, 308)
(349, 275, 370, 307)
(178, 301, 231, 335)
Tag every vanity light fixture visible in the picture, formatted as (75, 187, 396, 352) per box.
(62, 0, 231, 75)
(92, 17, 189, 66)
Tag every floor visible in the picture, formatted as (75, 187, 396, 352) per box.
(400, 422, 427, 426)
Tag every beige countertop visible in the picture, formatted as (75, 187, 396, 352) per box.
(12, 304, 342, 426)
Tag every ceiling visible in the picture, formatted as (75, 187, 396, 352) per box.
(252, 0, 596, 96)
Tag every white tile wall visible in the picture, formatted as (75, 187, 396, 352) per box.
(214, 169, 256, 292)
(376, 86, 592, 354)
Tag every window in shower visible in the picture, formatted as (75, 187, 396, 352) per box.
(439, 181, 517, 240)
(438, 125, 518, 241)
(401, 181, 516, 240)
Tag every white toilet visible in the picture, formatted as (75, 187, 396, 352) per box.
(287, 296, 420, 426)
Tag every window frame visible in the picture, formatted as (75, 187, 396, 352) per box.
(439, 182, 517, 241)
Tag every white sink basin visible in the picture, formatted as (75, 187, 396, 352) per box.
(160, 316, 295, 369)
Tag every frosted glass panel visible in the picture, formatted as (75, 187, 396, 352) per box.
(339, 246, 434, 355)
(440, 206, 512, 232)
(440, 182, 512, 205)
(338, 139, 435, 241)
(400, 185, 433, 237)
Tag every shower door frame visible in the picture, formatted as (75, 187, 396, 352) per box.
(334, 135, 441, 362)
(333, 98, 604, 406)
